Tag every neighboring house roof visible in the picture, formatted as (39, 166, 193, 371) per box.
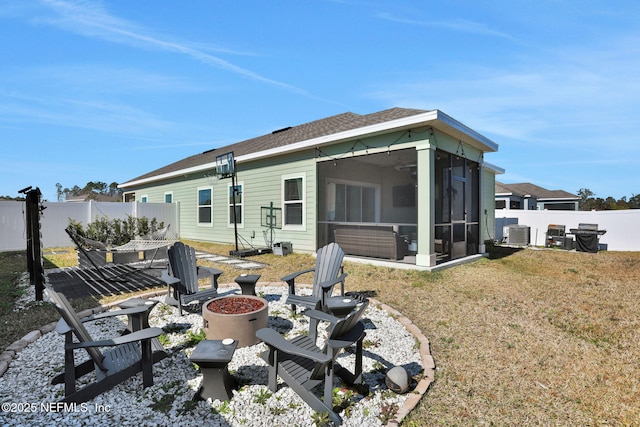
(495, 182, 579, 200)
(495, 181, 520, 196)
(121, 107, 499, 189)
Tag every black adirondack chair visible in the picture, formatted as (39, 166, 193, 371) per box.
(162, 241, 223, 315)
(256, 299, 369, 426)
(45, 288, 167, 403)
(283, 242, 347, 313)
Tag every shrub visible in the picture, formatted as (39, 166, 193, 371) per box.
(68, 215, 164, 246)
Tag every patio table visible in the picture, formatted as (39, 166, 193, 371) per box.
(235, 274, 261, 296)
(326, 296, 358, 317)
(190, 339, 238, 401)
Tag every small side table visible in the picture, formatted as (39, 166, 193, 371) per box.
(235, 274, 261, 296)
(326, 296, 358, 317)
(191, 339, 238, 402)
(118, 298, 159, 332)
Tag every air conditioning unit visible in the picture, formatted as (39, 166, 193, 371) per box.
(506, 224, 530, 246)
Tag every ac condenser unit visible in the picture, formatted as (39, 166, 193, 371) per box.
(506, 225, 530, 246)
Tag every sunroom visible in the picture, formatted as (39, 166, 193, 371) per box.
(314, 124, 497, 268)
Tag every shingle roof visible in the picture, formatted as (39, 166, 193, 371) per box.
(496, 182, 578, 200)
(122, 107, 428, 186)
(495, 181, 515, 195)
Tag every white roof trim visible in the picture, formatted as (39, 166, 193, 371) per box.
(121, 164, 217, 188)
(434, 110, 499, 152)
(483, 161, 505, 175)
(538, 197, 581, 201)
(121, 110, 499, 188)
(239, 110, 498, 163)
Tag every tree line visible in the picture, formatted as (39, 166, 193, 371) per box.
(55, 181, 122, 202)
(1, 182, 122, 201)
(578, 188, 640, 210)
(3, 183, 637, 209)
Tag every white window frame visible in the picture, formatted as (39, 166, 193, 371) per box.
(326, 178, 381, 223)
(227, 181, 244, 228)
(282, 173, 306, 231)
(197, 186, 213, 227)
(140, 195, 148, 203)
(164, 191, 173, 203)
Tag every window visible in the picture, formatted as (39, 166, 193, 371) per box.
(140, 195, 148, 203)
(164, 192, 173, 203)
(328, 180, 378, 222)
(283, 175, 305, 229)
(197, 187, 213, 226)
(228, 182, 243, 227)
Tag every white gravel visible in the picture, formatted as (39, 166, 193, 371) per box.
(1, 279, 423, 426)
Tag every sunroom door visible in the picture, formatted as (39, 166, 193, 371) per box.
(451, 175, 467, 259)
(435, 150, 480, 262)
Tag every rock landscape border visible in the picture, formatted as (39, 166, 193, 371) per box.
(0, 281, 435, 426)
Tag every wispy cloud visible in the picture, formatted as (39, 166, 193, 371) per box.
(367, 33, 640, 148)
(30, 0, 311, 96)
(2, 64, 205, 94)
(0, 89, 172, 134)
(377, 12, 515, 40)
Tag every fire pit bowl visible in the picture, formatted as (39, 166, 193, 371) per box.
(202, 295, 268, 348)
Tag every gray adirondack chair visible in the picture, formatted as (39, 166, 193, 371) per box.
(283, 242, 347, 313)
(256, 298, 369, 426)
(162, 241, 223, 315)
(45, 287, 167, 403)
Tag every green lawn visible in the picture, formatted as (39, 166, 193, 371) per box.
(2, 244, 639, 425)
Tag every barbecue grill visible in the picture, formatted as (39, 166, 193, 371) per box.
(569, 223, 606, 253)
(545, 224, 573, 250)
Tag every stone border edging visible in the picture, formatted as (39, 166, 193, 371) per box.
(369, 298, 435, 426)
(0, 283, 435, 426)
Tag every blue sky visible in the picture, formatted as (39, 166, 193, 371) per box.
(1, 0, 639, 202)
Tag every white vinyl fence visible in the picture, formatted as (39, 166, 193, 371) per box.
(495, 209, 640, 251)
(0, 201, 179, 251)
(2, 201, 638, 252)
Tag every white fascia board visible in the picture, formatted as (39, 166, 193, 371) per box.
(433, 111, 499, 153)
(237, 110, 437, 163)
(483, 161, 505, 175)
(539, 197, 581, 201)
(119, 163, 216, 188)
(238, 110, 498, 163)
(121, 110, 499, 188)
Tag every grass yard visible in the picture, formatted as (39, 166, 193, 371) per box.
(2, 244, 639, 425)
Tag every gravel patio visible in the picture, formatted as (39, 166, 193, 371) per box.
(0, 274, 433, 426)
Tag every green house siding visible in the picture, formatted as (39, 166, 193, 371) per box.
(121, 109, 500, 266)
(127, 152, 318, 252)
(126, 130, 498, 263)
(482, 169, 497, 244)
(223, 153, 317, 251)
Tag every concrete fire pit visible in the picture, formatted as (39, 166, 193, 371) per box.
(202, 295, 268, 348)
